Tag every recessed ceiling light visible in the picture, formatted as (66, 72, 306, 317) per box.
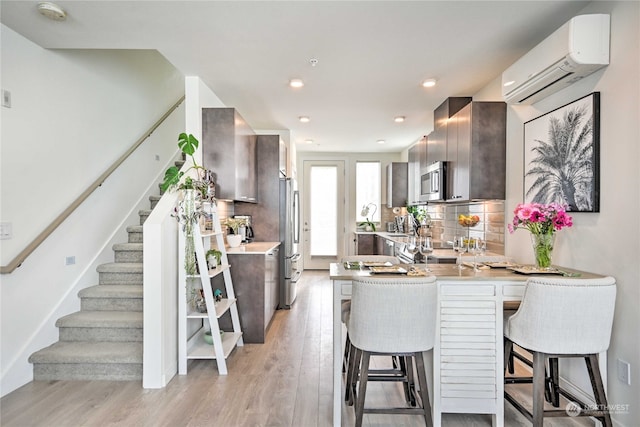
(289, 79, 304, 88)
(422, 79, 437, 88)
(305, 139, 314, 144)
(503, 80, 515, 87)
(377, 140, 385, 144)
(37, 2, 67, 21)
(299, 116, 310, 123)
(394, 116, 405, 123)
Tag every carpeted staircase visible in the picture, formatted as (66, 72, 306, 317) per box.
(28, 163, 179, 381)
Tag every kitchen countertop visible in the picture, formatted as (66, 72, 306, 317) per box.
(225, 241, 280, 254)
(329, 262, 602, 281)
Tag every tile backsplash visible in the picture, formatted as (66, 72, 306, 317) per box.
(422, 201, 505, 254)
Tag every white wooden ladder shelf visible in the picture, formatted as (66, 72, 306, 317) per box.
(178, 202, 243, 375)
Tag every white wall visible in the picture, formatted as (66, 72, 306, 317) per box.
(502, 3, 639, 425)
(0, 25, 185, 396)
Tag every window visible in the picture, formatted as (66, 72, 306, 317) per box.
(356, 162, 381, 223)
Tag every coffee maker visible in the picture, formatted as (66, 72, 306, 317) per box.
(233, 215, 254, 243)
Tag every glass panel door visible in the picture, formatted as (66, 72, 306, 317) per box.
(303, 160, 345, 269)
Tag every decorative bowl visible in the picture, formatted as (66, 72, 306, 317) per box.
(203, 330, 225, 345)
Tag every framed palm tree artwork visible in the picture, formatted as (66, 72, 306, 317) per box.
(523, 92, 600, 212)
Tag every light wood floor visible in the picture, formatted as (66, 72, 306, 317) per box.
(1, 271, 593, 427)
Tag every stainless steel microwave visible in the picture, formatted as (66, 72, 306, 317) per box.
(420, 161, 447, 202)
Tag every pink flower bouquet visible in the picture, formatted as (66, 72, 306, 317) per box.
(508, 203, 573, 269)
(508, 203, 573, 235)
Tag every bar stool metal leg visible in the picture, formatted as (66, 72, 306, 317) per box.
(547, 357, 559, 407)
(415, 351, 433, 427)
(585, 354, 613, 427)
(355, 350, 371, 427)
(532, 352, 546, 427)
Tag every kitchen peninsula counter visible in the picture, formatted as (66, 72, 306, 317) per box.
(330, 262, 605, 427)
(329, 262, 597, 281)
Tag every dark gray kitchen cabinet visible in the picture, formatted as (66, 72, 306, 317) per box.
(202, 108, 257, 203)
(427, 97, 471, 165)
(355, 233, 375, 255)
(217, 249, 280, 343)
(234, 134, 281, 242)
(386, 162, 408, 208)
(446, 102, 506, 201)
(407, 137, 426, 205)
(427, 125, 446, 164)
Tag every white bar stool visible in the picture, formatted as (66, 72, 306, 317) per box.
(348, 275, 437, 427)
(340, 256, 407, 404)
(504, 276, 616, 427)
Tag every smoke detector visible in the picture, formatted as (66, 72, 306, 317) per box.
(37, 2, 67, 21)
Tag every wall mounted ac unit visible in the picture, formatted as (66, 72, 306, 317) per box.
(502, 14, 610, 105)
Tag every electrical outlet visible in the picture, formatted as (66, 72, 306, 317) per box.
(2, 89, 11, 108)
(65, 256, 76, 266)
(617, 358, 631, 385)
(0, 222, 12, 240)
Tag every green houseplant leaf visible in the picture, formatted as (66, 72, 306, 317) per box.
(160, 166, 183, 193)
(178, 132, 199, 157)
(161, 133, 207, 193)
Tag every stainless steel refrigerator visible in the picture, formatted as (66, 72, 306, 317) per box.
(279, 177, 301, 308)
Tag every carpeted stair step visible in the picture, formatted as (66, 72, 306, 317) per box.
(138, 209, 152, 225)
(127, 225, 143, 243)
(113, 242, 143, 263)
(56, 311, 143, 342)
(97, 262, 143, 285)
(149, 195, 161, 209)
(79, 285, 143, 311)
(29, 341, 142, 381)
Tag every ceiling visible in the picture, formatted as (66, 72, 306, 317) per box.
(1, 1, 590, 153)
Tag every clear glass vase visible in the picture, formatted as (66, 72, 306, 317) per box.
(530, 233, 555, 270)
(181, 189, 198, 275)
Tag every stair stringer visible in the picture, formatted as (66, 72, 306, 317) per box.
(141, 183, 182, 388)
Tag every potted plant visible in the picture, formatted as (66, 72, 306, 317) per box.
(206, 249, 222, 269)
(161, 133, 207, 193)
(223, 217, 247, 248)
(162, 133, 215, 274)
(358, 203, 377, 232)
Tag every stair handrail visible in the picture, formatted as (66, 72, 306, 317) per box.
(0, 95, 186, 274)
